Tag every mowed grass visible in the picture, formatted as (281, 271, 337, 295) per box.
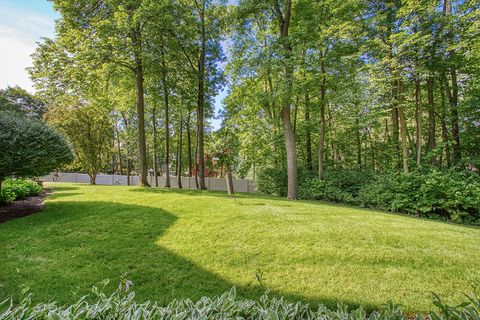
(0, 183, 479, 312)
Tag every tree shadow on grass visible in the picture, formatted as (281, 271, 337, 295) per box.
(0, 199, 369, 311)
(46, 186, 80, 192)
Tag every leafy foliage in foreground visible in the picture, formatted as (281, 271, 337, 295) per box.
(258, 168, 480, 224)
(1, 281, 479, 320)
(0, 179, 42, 204)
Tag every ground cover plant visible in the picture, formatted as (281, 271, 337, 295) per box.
(0, 183, 479, 313)
(1, 282, 480, 320)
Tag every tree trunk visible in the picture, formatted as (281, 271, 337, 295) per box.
(225, 171, 234, 195)
(391, 82, 400, 168)
(278, 0, 296, 199)
(161, 45, 171, 188)
(356, 116, 362, 167)
(443, 0, 461, 164)
(280, 106, 297, 199)
(187, 111, 193, 177)
(152, 106, 159, 187)
(115, 126, 123, 174)
(318, 55, 327, 179)
(448, 67, 461, 163)
(89, 174, 96, 185)
(427, 72, 436, 165)
(398, 80, 409, 173)
(440, 78, 451, 167)
(196, 1, 207, 190)
(415, 78, 423, 167)
(177, 114, 183, 189)
(304, 93, 312, 172)
(134, 61, 150, 187)
(318, 89, 326, 179)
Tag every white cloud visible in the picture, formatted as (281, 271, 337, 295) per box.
(0, 35, 36, 91)
(0, 8, 55, 93)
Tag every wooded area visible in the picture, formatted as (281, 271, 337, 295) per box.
(25, 0, 479, 200)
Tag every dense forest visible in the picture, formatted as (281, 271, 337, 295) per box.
(10, 0, 478, 216)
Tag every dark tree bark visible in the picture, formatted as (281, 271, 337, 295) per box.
(440, 77, 451, 167)
(121, 113, 131, 186)
(398, 80, 409, 173)
(152, 106, 159, 187)
(391, 81, 400, 168)
(196, 0, 207, 190)
(427, 71, 436, 165)
(177, 114, 183, 189)
(304, 93, 312, 172)
(443, 0, 461, 164)
(115, 125, 123, 174)
(318, 57, 327, 179)
(356, 117, 362, 167)
(186, 110, 193, 177)
(161, 46, 171, 188)
(415, 77, 423, 167)
(447, 68, 461, 163)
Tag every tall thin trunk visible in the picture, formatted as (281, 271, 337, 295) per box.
(427, 71, 436, 165)
(443, 0, 460, 164)
(177, 114, 183, 189)
(415, 78, 423, 167)
(186, 111, 193, 177)
(277, 0, 296, 199)
(132, 29, 149, 187)
(304, 93, 312, 172)
(152, 106, 158, 187)
(115, 125, 123, 174)
(448, 68, 461, 163)
(196, 0, 207, 190)
(391, 82, 400, 168)
(293, 94, 299, 134)
(398, 80, 409, 173)
(318, 81, 326, 179)
(440, 78, 451, 167)
(318, 55, 327, 179)
(161, 47, 171, 188)
(121, 113, 131, 186)
(356, 117, 362, 167)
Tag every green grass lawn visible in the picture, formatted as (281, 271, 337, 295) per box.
(0, 183, 479, 312)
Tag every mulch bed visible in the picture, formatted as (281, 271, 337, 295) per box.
(0, 188, 53, 224)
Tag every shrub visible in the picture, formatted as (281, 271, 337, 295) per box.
(0, 281, 479, 320)
(0, 188, 16, 205)
(257, 167, 289, 197)
(0, 112, 73, 194)
(0, 179, 42, 204)
(258, 167, 480, 224)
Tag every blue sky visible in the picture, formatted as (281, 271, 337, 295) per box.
(0, 0, 226, 130)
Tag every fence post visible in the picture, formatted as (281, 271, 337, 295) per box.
(75, 172, 78, 183)
(246, 179, 249, 193)
(112, 173, 115, 185)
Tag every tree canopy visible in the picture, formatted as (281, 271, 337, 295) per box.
(25, 0, 480, 198)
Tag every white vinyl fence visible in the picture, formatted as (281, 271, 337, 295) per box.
(41, 172, 257, 193)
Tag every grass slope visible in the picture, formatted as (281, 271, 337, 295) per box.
(0, 183, 479, 312)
